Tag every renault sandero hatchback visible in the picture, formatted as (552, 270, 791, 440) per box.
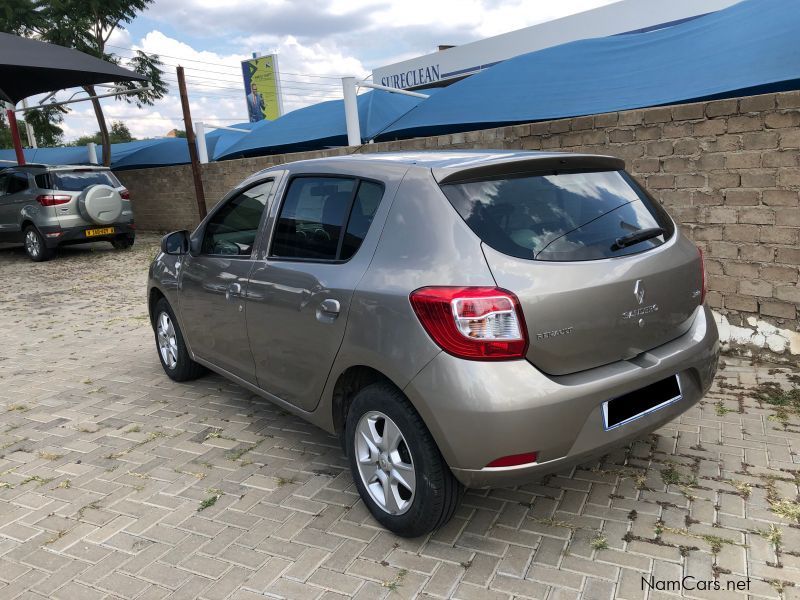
(148, 151, 719, 537)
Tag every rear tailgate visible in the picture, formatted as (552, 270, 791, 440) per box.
(436, 156, 704, 375)
(481, 240, 702, 374)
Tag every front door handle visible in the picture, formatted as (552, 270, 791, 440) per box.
(316, 298, 341, 323)
(226, 282, 242, 301)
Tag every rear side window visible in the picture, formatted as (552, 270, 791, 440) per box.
(440, 170, 674, 262)
(340, 181, 383, 260)
(6, 173, 29, 194)
(271, 177, 384, 261)
(34, 173, 51, 189)
(51, 170, 120, 191)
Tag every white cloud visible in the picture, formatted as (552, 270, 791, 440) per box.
(47, 0, 615, 142)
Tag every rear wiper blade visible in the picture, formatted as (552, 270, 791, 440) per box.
(611, 227, 665, 251)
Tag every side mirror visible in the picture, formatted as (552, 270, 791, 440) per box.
(161, 230, 189, 255)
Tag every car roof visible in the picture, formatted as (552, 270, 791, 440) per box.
(257, 150, 625, 185)
(6, 164, 109, 172)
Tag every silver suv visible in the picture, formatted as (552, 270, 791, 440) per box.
(148, 151, 719, 537)
(0, 164, 135, 261)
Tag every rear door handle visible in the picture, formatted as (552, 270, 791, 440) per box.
(226, 282, 242, 301)
(316, 298, 341, 323)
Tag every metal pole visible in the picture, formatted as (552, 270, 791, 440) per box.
(21, 99, 37, 148)
(5, 107, 26, 165)
(195, 121, 209, 164)
(342, 77, 361, 146)
(177, 66, 207, 220)
(87, 142, 98, 164)
(357, 82, 430, 98)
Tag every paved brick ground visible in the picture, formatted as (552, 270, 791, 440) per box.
(0, 234, 799, 600)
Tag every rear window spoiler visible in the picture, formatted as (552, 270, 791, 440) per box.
(433, 154, 625, 185)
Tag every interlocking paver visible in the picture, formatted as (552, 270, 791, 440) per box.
(0, 235, 799, 599)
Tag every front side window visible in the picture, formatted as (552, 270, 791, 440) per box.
(271, 177, 384, 261)
(440, 170, 675, 262)
(201, 180, 273, 256)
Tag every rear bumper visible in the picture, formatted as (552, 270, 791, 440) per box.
(403, 304, 719, 488)
(39, 223, 135, 248)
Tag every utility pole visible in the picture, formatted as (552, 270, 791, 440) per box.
(177, 66, 207, 220)
(4, 103, 26, 165)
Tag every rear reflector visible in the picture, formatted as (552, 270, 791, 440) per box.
(486, 452, 538, 468)
(409, 286, 528, 360)
(36, 194, 71, 206)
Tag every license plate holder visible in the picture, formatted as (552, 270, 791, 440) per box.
(602, 375, 682, 430)
(85, 227, 115, 237)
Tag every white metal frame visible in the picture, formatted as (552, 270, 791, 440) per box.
(195, 121, 250, 164)
(341, 77, 430, 146)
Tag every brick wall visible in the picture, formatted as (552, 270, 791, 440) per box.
(116, 90, 800, 332)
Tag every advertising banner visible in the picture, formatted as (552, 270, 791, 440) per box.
(242, 55, 283, 122)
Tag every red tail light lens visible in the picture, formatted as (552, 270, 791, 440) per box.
(697, 246, 707, 305)
(486, 451, 538, 468)
(409, 286, 528, 360)
(120, 189, 130, 200)
(36, 194, 71, 206)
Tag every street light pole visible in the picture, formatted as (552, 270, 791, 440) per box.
(177, 66, 207, 221)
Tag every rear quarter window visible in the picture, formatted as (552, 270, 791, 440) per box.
(52, 170, 120, 191)
(440, 170, 675, 261)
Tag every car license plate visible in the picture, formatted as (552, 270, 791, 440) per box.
(85, 227, 115, 237)
(602, 375, 682, 430)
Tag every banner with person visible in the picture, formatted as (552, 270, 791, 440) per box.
(241, 55, 283, 122)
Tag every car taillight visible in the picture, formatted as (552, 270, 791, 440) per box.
(486, 451, 538, 468)
(36, 194, 71, 206)
(409, 286, 528, 360)
(697, 246, 707, 305)
(120, 189, 130, 200)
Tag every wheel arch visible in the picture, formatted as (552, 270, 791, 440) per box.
(331, 365, 405, 451)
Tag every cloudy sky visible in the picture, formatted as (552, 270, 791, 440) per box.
(51, 0, 617, 142)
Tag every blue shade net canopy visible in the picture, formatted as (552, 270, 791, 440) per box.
(377, 0, 800, 139)
(216, 89, 432, 160)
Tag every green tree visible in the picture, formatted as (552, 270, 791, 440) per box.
(71, 120, 136, 146)
(0, 0, 166, 164)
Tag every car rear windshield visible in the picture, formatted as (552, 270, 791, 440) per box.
(440, 170, 675, 261)
(50, 170, 120, 191)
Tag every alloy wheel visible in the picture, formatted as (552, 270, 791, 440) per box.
(355, 410, 416, 515)
(25, 230, 40, 258)
(156, 312, 178, 369)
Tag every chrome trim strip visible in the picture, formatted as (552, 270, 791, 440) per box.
(602, 374, 683, 431)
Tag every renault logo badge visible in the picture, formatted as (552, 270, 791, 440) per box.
(634, 280, 645, 305)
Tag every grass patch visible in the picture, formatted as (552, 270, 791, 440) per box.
(770, 498, 800, 523)
(6, 404, 28, 412)
(591, 534, 609, 550)
(715, 401, 732, 416)
(275, 476, 296, 487)
(38, 451, 63, 461)
(198, 488, 224, 512)
(757, 524, 783, 551)
(382, 568, 408, 592)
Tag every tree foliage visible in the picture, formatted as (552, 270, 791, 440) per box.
(0, 105, 66, 149)
(72, 120, 135, 146)
(0, 0, 165, 163)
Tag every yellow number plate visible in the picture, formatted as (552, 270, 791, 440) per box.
(85, 227, 115, 237)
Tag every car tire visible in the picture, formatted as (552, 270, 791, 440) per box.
(24, 225, 54, 262)
(153, 298, 205, 381)
(345, 382, 463, 537)
(112, 236, 135, 250)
